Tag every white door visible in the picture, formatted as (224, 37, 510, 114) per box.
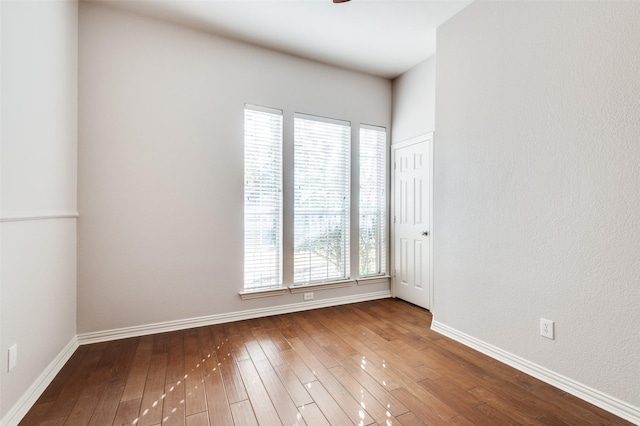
(392, 134, 433, 310)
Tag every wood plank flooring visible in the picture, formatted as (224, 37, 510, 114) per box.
(19, 299, 632, 425)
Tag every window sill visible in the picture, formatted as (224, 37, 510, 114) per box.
(239, 287, 287, 300)
(240, 277, 367, 299)
(288, 280, 354, 293)
(356, 275, 391, 286)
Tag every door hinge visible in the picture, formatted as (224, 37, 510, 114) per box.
(393, 216, 396, 224)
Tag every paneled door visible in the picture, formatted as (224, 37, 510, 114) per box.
(392, 134, 433, 310)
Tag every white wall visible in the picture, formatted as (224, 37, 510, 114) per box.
(78, 3, 391, 334)
(1, 0, 78, 421)
(391, 55, 436, 143)
(435, 0, 640, 410)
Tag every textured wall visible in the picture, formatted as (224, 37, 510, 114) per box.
(78, 3, 391, 334)
(435, 1, 640, 407)
(1, 0, 77, 419)
(391, 55, 436, 143)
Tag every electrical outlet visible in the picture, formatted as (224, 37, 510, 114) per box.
(8, 344, 17, 372)
(540, 318, 554, 340)
(303, 292, 314, 301)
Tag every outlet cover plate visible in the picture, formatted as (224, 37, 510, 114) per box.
(303, 292, 314, 301)
(540, 318, 554, 340)
(8, 344, 17, 372)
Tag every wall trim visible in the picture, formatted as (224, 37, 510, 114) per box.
(431, 320, 640, 425)
(0, 211, 79, 223)
(78, 290, 391, 345)
(1, 336, 79, 426)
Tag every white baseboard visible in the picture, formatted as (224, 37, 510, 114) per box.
(1, 336, 79, 426)
(78, 290, 391, 345)
(431, 320, 640, 425)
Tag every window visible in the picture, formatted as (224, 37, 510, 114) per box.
(243, 105, 387, 293)
(244, 105, 283, 290)
(293, 114, 351, 285)
(359, 125, 387, 276)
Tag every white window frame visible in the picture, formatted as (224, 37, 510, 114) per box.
(240, 105, 390, 298)
(292, 113, 352, 286)
(242, 104, 284, 294)
(359, 124, 388, 278)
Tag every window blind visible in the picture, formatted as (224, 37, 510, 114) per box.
(244, 105, 283, 290)
(359, 125, 387, 276)
(293, 114, 351, 285)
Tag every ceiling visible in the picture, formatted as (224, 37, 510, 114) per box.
(95, 0, 473, 79)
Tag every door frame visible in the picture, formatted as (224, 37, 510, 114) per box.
(390, 133, 434, 310)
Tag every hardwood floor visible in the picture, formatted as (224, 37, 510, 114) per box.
(20, 299, 632, 425)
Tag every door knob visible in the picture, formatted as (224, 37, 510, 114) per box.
(422, 231, 429, 236)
